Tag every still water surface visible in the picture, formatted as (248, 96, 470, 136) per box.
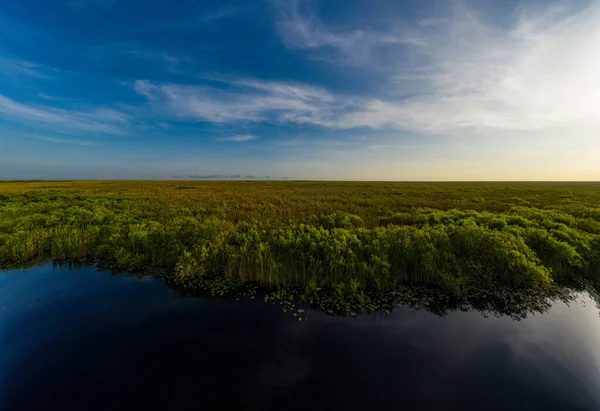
(1, 265, 599, 411)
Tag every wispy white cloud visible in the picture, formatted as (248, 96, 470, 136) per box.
(229, 78, 335, 102)
(132, 80, 157, 100)
(125, 49, 190, 66)
(217, 135, 256, 142)
(34, 136, 99, 146)
(274, 0, 424, 68)
(0, 95, 131, 134)
(133, 78, 338, 124)
(102, 0, 600, 143)
(200, 5, 249, 22)
(0, 56, 55, 79)
(85, 41, 192, 76)
(132, 0, 600, 136)
(273, 0, 600, 134)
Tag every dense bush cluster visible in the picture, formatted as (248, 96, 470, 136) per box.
(1, 182, 599, 307)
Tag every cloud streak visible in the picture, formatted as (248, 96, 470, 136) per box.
(0, 95, 131, 135)
(274, 0, 424, 68)
(200, 5, 250, 22)
(0, 56, 55, 79)
(218, 135, 256, 142)
(133, 78, 340, 124)
(126, 49, 189, 66)
(34, 136, 99, 146)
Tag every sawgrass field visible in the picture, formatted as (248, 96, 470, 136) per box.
(1, 180, 599, 315)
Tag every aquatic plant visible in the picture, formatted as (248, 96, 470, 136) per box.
(1, 181, 599, 314)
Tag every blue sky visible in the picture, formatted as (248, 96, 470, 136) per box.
(1, 0, 599, 180)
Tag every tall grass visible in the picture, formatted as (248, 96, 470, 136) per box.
(0, 181, 599, 300)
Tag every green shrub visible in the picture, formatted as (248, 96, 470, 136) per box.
(524, 228, 585, 280)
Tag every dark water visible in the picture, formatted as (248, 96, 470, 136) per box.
(1, 266, 599, 411)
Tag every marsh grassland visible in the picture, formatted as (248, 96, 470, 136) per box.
(1, 180, 599, 317)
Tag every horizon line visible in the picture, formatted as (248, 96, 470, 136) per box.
(1, 179, 599, 183)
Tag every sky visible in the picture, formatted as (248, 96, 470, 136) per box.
(1, 0, 599, 180)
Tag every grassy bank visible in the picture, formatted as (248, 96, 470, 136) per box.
(1, 181, 599, 315)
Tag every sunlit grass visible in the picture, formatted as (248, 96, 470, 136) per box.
(1, 180, 599, 315)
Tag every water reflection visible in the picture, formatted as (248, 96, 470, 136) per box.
(1, 265, 599, 410)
